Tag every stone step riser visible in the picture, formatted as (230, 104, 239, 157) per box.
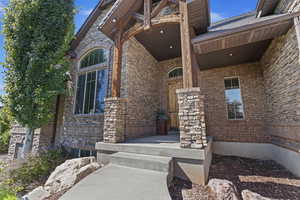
(110, 153, 172, 173)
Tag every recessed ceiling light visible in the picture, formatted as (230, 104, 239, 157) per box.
(170, 45, 173, 49)
(160, 30, 164, 34)
(112, 18, 117, 23)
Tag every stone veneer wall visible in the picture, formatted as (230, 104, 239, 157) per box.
(8, 124, 54, 160)
(122, 39, 160, 139)
(199, 63, 269, 143)
(260, 0, 300, 152)
(55, 6, 114, 151)
(177, 88, 207, 148)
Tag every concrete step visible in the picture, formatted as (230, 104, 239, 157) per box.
(60, 164, 172, 200)
(111, 152, 172, 172)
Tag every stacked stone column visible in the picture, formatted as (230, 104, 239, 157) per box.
(103, 97, 127, 143)
(176, 87, 207, 149)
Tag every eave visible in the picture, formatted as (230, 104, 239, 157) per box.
(192, 12, 299, 55)
(98, 0, 210, 40)
(256, 0, 281, 17)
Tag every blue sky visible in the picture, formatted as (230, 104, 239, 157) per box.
(0, 0, 258, 96)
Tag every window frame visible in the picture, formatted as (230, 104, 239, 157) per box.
(224, 76, 246, 121)
(74, 48, 109, 116)
(168, 67, 183, 79)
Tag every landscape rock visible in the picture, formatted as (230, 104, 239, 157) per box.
(208, 179, 240, 200)
(44, 157, 100, 194)
(242, 190, 274, 200)
(22, 186, 50, 200)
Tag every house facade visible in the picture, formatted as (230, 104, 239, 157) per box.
(8, 0, 300, 178)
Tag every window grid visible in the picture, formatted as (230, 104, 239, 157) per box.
(75, 48, 108, 115)
(169, 68, 183, 78)
(224, 77, 245, 120)
(75, 69, 108, 115)
(80, 49, 106, 69)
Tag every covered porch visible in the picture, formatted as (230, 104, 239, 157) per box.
(95, 0, 300, 185)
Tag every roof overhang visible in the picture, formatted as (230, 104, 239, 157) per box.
(187, 0, 210, 34)
(97, 0, 143, 40)
(192, 12, 299, 55)
(256, 0, 281, 17)
(98, 0, 210, 40)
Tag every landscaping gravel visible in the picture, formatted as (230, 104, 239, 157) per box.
(169, 154, 300, 200)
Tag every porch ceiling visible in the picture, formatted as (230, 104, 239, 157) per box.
(98, 0, 210, 40)
(192, 12, 298, 69)
(135, 23, 181, 61)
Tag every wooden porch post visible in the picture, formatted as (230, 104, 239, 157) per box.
(111, 31, 123, 97)
(179, 0, 198, 88)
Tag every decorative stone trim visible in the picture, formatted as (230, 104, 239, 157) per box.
(177, 87, 207, 149)
(103, 97, 127, 143)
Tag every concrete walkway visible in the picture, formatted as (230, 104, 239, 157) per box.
(60, 164, 172, 200)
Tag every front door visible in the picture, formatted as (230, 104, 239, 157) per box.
(168, 79, 183, 131)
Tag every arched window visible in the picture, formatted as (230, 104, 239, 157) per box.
(75, 49, 108, 115)
(168, 68, 183, 78)
(80, 49, 106, 69)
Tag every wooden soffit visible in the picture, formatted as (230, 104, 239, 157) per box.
(187, 0, 210, 34)
(97, 0, 143, 40)
(98, 0, 210, 40)
(192, 13, 299, 55)
(256, 0, 280, 17)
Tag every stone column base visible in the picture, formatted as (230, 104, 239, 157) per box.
(177, 87, 207, 149)
(103, 97, 127, 143)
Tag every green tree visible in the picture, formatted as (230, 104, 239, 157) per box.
(0, 97, 13, 153)
(3, 0, 75, 159)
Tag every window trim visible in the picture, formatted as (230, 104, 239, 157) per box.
(224, 76, 246, 121)
(73, 48, 109, 116)
(168, 67, 183, 79)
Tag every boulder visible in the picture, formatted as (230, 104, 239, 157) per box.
(44, 157, 100, 194)
(242, 190, 274, 200)
(22, 186, 50, 200)
(208, 179, 240, 200)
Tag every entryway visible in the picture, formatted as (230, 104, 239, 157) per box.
(167, 68, 183, 131)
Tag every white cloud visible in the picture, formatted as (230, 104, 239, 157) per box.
(211, 12, 225, 23)
(0, 2, 6, 14)
(79, 8, 93, 16)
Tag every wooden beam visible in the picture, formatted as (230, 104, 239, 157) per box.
(179, 0, 197, 88)
(132, 13, 144, 23)
(122, 14, 180, 42)
(151, 0, 168, 18)
(111, 31, 123, 98)
(144, 0, 152, 30)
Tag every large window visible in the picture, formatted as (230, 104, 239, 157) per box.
(224, 77, 245, 120)
(80, 49, 105, 69)
(75, 49, 108, 115)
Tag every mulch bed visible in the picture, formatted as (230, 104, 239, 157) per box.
(169, 154, 300, 200)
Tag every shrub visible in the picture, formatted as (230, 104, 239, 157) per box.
(1, 149, 69, 195)
(0, 188, 17, 200)
(0, 104, 12, 153)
